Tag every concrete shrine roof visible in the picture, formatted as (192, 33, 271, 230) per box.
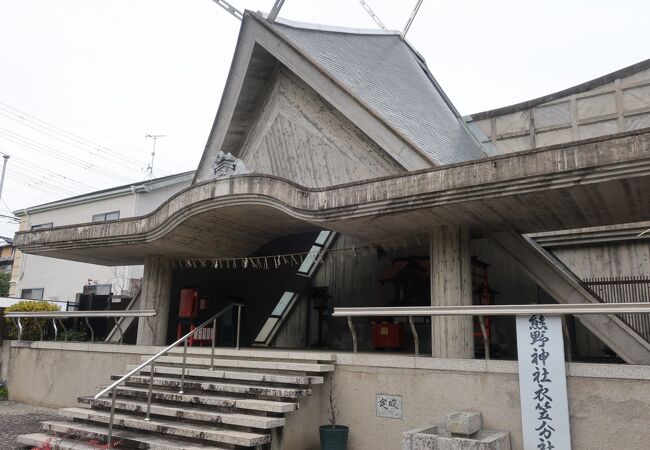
(14, 128, 650, 265)
(268, 17, 487, 165)
(194, 12, 487, 182)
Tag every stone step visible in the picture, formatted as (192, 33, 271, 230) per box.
(17, 433, 107, 450)
(40, 421, 226, 450)
(112, 385, 299, 413)
(142, 355, 335, 373)
(115, 375, 311, 398)
(167, 347, 336, 362)
(127, 363, 321, 385)
(81, 396, 285, 429)
(60, 407, 271, 447)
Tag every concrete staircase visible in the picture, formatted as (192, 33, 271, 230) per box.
(17, 349, 335, 449)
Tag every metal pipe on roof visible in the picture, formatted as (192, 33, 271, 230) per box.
(401, 0, 423, 39)
(268, 0, 286, 23)
(210, 0, 243, 21)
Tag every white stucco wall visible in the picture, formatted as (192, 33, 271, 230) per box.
(11, 174, 192, 301)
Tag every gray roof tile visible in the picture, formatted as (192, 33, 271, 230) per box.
(270, 21, 486, 165)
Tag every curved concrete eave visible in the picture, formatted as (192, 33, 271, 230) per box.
(14, 128, 650, 266)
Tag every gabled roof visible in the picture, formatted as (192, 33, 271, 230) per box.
(14, 171, 195, 216)
(269, 18, 486, 165)
(195, 12, 486, 182)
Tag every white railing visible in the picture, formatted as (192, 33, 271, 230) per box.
(333, 302, 650, 355)
(4, 310, 157, 343)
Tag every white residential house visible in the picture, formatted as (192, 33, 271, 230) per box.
(9, 171, 193, 303)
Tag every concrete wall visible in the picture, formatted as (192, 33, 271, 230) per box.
(326, 354, 650, 450)
(1, 341, 146, 408)
(3, 343, 650, 450)
(239, 68, 401, 188)
(468, 66, 650, 154)
(551, 241, 650, 279)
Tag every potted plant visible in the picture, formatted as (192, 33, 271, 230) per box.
(320, 375, 348, 450)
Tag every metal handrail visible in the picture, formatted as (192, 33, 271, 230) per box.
(334, 303, 650, 357)
(333, 302, 650, 317)
(5, 310, 157, 342)
(95, 302, 244, 445)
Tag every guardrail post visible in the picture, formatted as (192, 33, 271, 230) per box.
(52, 318, 58, 341)
(562, 316, 572, 362)
(408, 316, 419, 356)
(145, 362, 155, 420)
(179, 339, 188, 394)
(107, 387, 117, 445)
(210, 318, 217, 370)
(236, 304, 242, 350)
(85, 317, 95, 342)
(58, 319, 67, 341)
(347, 317, 357, 353)
(478, 315, 490, 360)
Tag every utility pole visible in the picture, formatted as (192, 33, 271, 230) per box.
(145, 134, 165, 180)
(0, 153, 10, 204)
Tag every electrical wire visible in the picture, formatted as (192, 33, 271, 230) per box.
(0, 129, 137, 183)
(0, 109, 156, 178)
(0, 87, 177, 170)
(0, 98, 174, 175)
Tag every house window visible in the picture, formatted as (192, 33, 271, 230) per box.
(31, 223, 53, 230)
(21, 288, 44, 300)
(92, 211, 120, 222)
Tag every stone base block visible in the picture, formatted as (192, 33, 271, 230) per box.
(402, 425, 511, 450)
(445, 410, 482, 436)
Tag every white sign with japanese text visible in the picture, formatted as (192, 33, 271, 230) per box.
(516, 314, 571, 450)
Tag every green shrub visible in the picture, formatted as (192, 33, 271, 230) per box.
(3, 300, 60, 340)
(0, 380, 7, 400)
(58, 323, 88, 342)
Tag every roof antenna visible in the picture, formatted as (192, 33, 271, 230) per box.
(401, 0, 423, 39)
(268, 0, 286, 23)
(209, 0, 243, 21)
(145, 134, 165, 180)
(357, 1, 387, 30)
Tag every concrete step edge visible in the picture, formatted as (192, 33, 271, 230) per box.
(59, 408, 271, 446)
(111, 385, 299, 412)
(141, 355, 335, 373)
(165, 348, 336, 362)
(113, 375, 312, 398)
(40, 421, 226, 450)
(127, 364, 318, 385)
(81, 397, 285, 429)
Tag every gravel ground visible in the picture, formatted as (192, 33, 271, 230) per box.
(0, 401, 59, 450)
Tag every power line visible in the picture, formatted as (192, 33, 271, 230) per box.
(0, 128, 137, 183)
(0, 90, 177, 172)
(0, 108, 161, 178)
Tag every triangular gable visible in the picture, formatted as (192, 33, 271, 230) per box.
(238, 67, 401, 187)
(194, 12, 485, 184)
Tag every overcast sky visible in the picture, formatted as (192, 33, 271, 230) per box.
(0, 0, 648, 237)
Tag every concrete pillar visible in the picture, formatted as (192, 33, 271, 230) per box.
(430, 226, 474, 358)
(136, 255, 172, 346)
